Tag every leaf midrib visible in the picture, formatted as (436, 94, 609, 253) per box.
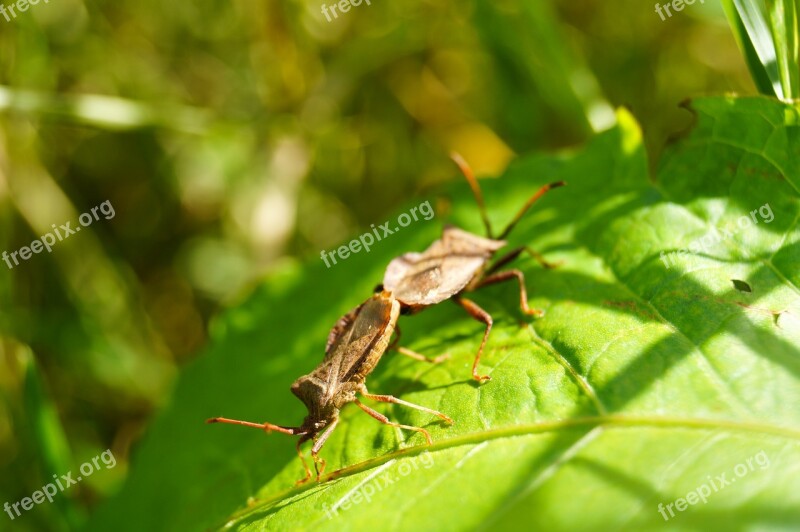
(222, 414, 800, 528)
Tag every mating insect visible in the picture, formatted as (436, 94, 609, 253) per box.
(208, 155, 562, 483)
(382, 154, 565, 381)
(207, 289, 452, 484)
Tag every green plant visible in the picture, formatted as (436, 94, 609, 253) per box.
(722, 0, 800, 100)
(85, 98, 800, 531)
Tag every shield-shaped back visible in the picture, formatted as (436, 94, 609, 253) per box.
(383, 226, 506, 306)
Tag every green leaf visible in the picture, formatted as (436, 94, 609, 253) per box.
(86, 97, 800, 531)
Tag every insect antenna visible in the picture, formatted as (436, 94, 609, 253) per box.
(496, 180, 566, 240)
(206, 417, 306, 436)
(450, 152, 494, 239)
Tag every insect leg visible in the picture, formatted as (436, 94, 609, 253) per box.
(310, 418, 339, 481)
(354, 399, 434, 445)
(295, 435, 313, 485)
(521, 246, 562, 270)
(475, 269, 544, 318)
(360, 386, 453, 424)
(486, 246, 560, 275)
(484, 247, 525, 275)
(390, 324, 449, 364)
(454, 297, 494, 382)
(206, 417, 301, 435)
(451, 152, 494, 238)
(397, 347, 450, 364)
(496, 181, 566, 240)
(206, 417, 312, 484)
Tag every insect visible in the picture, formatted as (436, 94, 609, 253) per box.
(207, 289, 452, 484)
(208, 155, 561, 483)
(382, 154, 565, 382)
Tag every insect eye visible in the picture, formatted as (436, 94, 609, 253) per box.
(373, 284, 384, 293)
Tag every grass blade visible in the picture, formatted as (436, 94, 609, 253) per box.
(765, 0, 800, 99)
(722, 0, 784, 98)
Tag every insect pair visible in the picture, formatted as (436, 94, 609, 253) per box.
(208, 155, 564, 484)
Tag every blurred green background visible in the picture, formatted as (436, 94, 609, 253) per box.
(0, 0, 756, 529)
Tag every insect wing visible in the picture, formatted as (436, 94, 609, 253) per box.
(325, 301, 363, 357)
(383, 226, 505, 305)
(322, 294, 399, 392)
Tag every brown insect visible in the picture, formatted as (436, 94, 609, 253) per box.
(208, 155, 561, 484)
(207, 290, 452, 484)
(382, 154, 565, 381)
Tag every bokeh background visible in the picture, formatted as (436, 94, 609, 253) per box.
(0, 0, 756, 529)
